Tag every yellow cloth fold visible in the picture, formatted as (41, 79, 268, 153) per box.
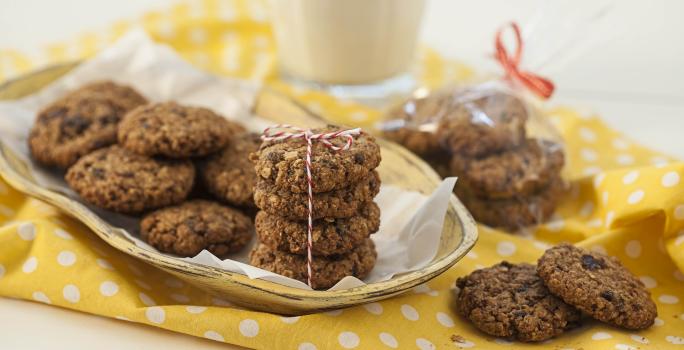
(1, 1, 683, 349)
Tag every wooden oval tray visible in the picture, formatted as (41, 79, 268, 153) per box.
(0, 63, 477, 315)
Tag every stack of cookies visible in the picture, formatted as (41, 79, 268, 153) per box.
(454, 244, 657, 342)
(29, 81, 255, 258)
(248, 126, 382, 289)
(384, 90, 565, 231)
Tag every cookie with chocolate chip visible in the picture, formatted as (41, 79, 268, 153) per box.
(537, 244, 657, 330)
(65, 145, 194, 214)
(29, 82, 147, 168)
(141, 200, 253, 257)
(118, 102, 241, 158)
(253, 170, 381, 220)
(454, 262, 581, 342)
(249, 238, 377, 289)
(256, 202, 380, 256)
(199, 132, 260, 208)
(251, 125, 381, 194)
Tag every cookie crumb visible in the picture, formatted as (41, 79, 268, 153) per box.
(451, 334, 466, 343)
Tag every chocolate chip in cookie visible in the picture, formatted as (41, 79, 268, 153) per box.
(454, 262, 581, 342)
(141, 200, 253, 257)
(537, 244, 657, 330)
(65, 145, 194, 214)
(118, 102, 242, 158)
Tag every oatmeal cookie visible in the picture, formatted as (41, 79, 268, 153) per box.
(199, 132, 260, 207)
(255, 201, 380, 256)
(251, 125, 381, 193)
(436, 91, 527, 157)
(65, 145, 194, 214)
(66, 81, 148, 112)
(118, 102, 240, 158)
(537, 244, 657, 330)
(253, 170, 380, 220)
(454, 262, 581, 342)
(141, 200, 253, 257)
(455, 176, 564, 230)
(29, 83, 147, 168)
(451, 139, 565, 199)
(249, 238, 377, 289)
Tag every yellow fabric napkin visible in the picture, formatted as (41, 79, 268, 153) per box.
(1, 1, 683, 349)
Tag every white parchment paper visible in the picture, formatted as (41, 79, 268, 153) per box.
(0, 30, 457, 291)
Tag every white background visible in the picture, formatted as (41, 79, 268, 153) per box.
(1, 0, 683, 349)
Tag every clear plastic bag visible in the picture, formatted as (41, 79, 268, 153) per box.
(378, 0, 616, 231)
(381, 81, 565, 231)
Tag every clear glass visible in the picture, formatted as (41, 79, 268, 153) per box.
(268, 0, 426, 104)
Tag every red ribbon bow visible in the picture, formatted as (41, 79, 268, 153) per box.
(261, 124, 362, 288)
(495, 22, 555, 99)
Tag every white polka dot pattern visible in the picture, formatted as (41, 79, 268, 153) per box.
(204, 330, 224, 342)
(239, 319, 259, 337)
(62, 284, 80, 303)
(17, 222, 36, 240)
(338, 331, 360, 349)
(379, 333, 398, 348)
(99, 281, 119, 297)
(57, 250, 77, 266)
(145, 307, 165, 324)
(400, 304, 419, 321)
(32, 291, 51, 304)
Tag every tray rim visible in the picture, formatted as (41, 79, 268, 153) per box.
(0, 62, 478, 305)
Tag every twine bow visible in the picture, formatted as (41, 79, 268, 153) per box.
(495, 22, 555, 99)
(261, 124, 362, 288)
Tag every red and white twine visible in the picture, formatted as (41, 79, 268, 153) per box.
(261, 124, 362, 288)
(495, 22, 555, 99)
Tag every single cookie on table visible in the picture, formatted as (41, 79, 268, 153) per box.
(256, 202, 380, 256)
(251, 125, 381, 194)
(66, 81, 148, 112)
(199, 132, 260, 208)
(250, 238, 377, 290)
(451, 139, 565, 199)
(118, 102, 242, 158)
(65, 145, 194, 214)
(253, 170, 381, 220)
(28, 83, 147, 169)
(537, 244, 657, 330)
(455, 176, 565, 231)
(454, 262, 581, 342)
(141, 200, 253, 257)
(436, 91, 528, 158)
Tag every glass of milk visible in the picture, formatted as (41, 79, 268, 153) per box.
(268, 0, 427, 103)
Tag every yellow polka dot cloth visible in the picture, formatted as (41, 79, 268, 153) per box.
(1, 1, 683, 349)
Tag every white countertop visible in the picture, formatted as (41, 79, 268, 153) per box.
(1, 0, 683, 349)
